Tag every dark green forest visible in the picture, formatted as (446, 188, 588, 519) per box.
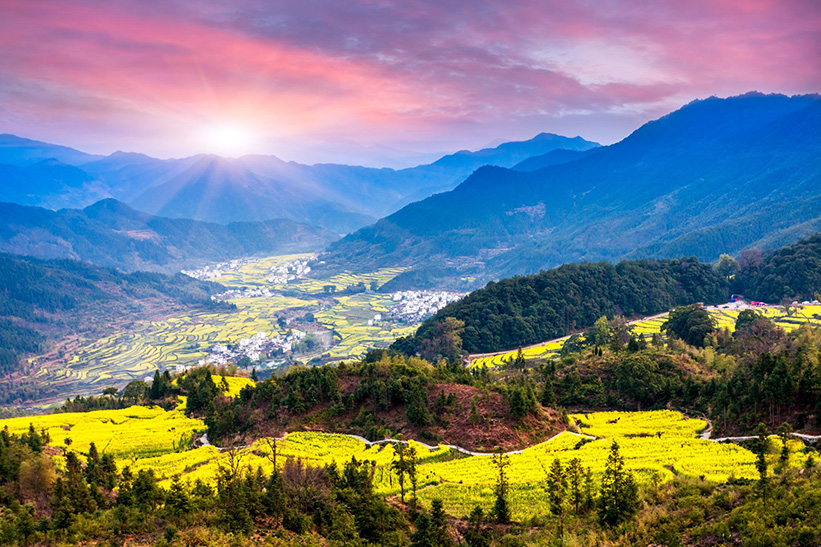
(401, 234, 821, 357)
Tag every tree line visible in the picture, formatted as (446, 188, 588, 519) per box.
(397, 233, 821, 359)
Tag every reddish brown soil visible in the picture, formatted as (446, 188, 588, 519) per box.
(246, 378, 565, 452)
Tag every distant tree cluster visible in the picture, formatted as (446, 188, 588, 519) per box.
(733, 233, 821, 303)
(400, 257, 728, 357)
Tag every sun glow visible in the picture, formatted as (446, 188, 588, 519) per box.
(201, 124, 256, 157)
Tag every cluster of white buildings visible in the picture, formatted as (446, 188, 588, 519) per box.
(182, 258, 259, 280)
(212, 286, 279, 300)
(180, 330, 307, 372)
(267, 257, 315, 285)
(388, 290, 464, 323)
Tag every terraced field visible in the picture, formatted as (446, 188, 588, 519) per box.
(37, 295, 311, 388)
(470, 305, 821, 369)
(313, 293, 417, 360)
(6, 405, 811, 522)
(0, 405, 204, 460)
(29, 256, 418, 403)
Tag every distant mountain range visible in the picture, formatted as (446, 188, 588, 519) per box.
(322, 93, 821, 289)
(0, 199, 335, 273)
(0, 132, 599, 234)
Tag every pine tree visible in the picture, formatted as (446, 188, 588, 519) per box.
(469, 396, 482, 424)
(408, 445, 419, 511)
(411, 512, 434, 547)
(492, 450, 511, 523)
(583, 466, 595, 511)
(541, 377, 556, 408)
(149, 370, 162, 400)
(165, 476, 191, 520)
(778, 422, 791, 465)
(513, 348, 526, 370)
(85, 442, 101, 486)
(566, 457, 583, 514)
(391, 436, 407, 503)
(430, 499, 453, 546)
(754, 423, 769, 499)
(597, 441, 639, 526)
(547, 458, 567, 539)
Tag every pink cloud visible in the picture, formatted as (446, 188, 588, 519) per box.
(0, 0, 817, 163)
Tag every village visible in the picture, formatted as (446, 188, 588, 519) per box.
(266, 256, 314, 284)
(386, 290, 464, 323)
(181, 257, 260, 280)
(176, 329, 308, 374)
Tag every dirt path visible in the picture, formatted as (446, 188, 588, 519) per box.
(691, 414, 820, 444)
(241, 430, 596, 457)
(222, 419, 820, 458)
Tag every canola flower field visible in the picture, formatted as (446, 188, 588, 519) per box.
(470, 305, 821, 369)
(5, 403, 813, 521)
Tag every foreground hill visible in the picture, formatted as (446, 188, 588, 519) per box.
(0, 199, 335, 273)
(322, 93, 821, 288)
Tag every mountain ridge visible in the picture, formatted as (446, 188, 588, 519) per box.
(318, 93, 821, 289)
(0, 132, 599, 232)
(0, 199, 336, 273)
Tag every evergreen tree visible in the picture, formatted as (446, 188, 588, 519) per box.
(583, 466, 595, 512)
(411, 512, 434, 547)
(85, 442, 101, 486)
(754, 423, 769, 498)
(566, 457, 583, 514)
(391, 437, 407, 503)
(464, 505, 489, 547)
(408, 445, 419, 511)
(492, 450, 511, 524)
(778, 422, 791, 465)
(662, 305, 716, 347)
(547, 458, 567, 539)
(149, 370, 162, 400)
(430, 499, 453, 546)
(597, 441, 639, 526)
(165, 476, 191, 520)
(541, 378, 556, 407)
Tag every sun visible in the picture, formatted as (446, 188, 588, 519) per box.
(201, 124, 255, 157)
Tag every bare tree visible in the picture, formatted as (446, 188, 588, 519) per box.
(261, 436, 280, 472)
(220, 441, 247, 481)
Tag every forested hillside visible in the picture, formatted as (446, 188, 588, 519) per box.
(399, 258, 727, 355)
(321, 93, 821, 288)
(0, 253, 226, 379)
(734, 233, 821, 303)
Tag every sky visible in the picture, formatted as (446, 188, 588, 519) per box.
(0, 0, 819, 167)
